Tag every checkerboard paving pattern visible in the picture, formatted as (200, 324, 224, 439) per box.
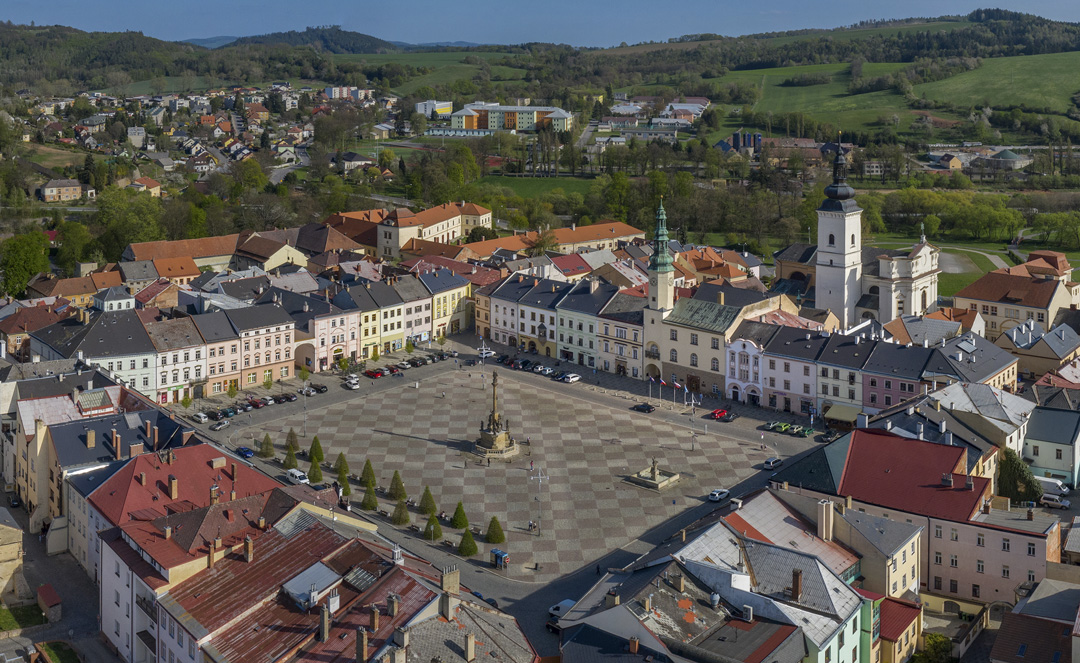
(267, 370, 757, 582)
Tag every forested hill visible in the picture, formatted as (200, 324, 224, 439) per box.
(227, 26, 396, 53)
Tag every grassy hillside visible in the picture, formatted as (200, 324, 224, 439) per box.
(912, 50, 1080, 113)
(333, 51, 527, 95)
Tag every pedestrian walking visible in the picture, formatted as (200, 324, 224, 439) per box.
(530, 460, 534, 471)
(596, 564, 601, 575)
(487, 457, 491, 467)
(442, 391, 446, 399)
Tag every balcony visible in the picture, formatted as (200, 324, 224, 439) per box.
(645, 350, 661, 360)
(135, 595, 157, 623)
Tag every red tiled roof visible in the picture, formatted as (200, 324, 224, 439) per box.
(134, 177, 160, 189)
(836, 430, 988, 522)
(401, 256, 502, 287)
(551, 221, 643, 244)
(37, 583, 61, 607)
(877, 597, 921, 642)
(954, 271, 1061, 308)
(464, 233, 534, 257)
(88, 443, 283, 528)
(134, 278, 175, 305)
(723, 512, 770, 543)
(0, 305, 70, 335)
(90, 271, 123, 290)
(551, 253, 591, 276)
(990, 612, 1071, 663)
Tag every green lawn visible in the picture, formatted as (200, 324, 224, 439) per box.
(39, 642, 79, 663)
(0, 604, 47, 630)
(913, 51, 1080, 114)
(475, 175, 595, 197)
(939, 271, 982, 297)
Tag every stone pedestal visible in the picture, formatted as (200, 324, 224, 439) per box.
(626, 458, 681, 491)
(474, 371, 521, 459)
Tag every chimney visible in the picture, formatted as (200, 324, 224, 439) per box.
(164, 525, 172, 540)
(152, 426, 159, 450)
(213, 535, 222, 551)
(370, 605, 380, 632)
(319, 604, 331, 642)
(965, 476, 975, 491)
(138, 472, 146, 486)
(629, 637, 640, 655)
(441, 566, 460, 595)
(982, 501, 991, 515)
(675, 574, 685, 593)
(816, 499, 834, 542)
(87, 429, 96, 449)
(387, 594, 400, 617)
(393, 627, 409, 648)
(466, 634, 476, 663)
(257, 516, 266, 529)
(391, 649, 405, 663)
(642, 595, 652, 612)
(129, 442, 144, 457)
(791, 569, 803, 602)
(210, 485, 219, 505)
(856, 413, 868, 429)
(113, 429, 122, 460)
(945, 431, 954, 446)
(1028, 509, 1035, 521)
(604, 589, 621, 608)
(357, 629, 369, 663)
(845, 495, 853, 510)
(244, 535, 254, 562)
(230, 489, 236, 501)
(935, 399, 941, 411)
(718, 291, 725, 306)
(439, 591, 459, 620)
(168, 474, 178, 500)
(916, 422, 925, 440)
(941, 473, 954, 487)
(145, 420, 152, 439)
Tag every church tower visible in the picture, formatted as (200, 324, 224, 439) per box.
(646, 200, 675, 319)
(815, 150, 863, 329)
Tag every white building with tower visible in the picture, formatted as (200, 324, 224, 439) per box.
(774, 152, 940, 327)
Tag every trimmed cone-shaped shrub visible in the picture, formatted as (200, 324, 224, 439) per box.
(309, 460, 323, 484)
(388, 470, 407, 501)
(486, 516, 506, 544)
(360, 484, 379, 510)
(419, 486, 437, 516)
(338, 466, 351, 496)
(361, 459, 376, 488)
(458, 529, 478, 557)
(449, 502, 468, 529)
(284, 447, 298, 470)
(334, 452, 349, 475)
(259, 433, 274, 458)
(424, 513, 442, 541)
(391, 499, 410, 525)
(286, 428, 299, 452)
(309, 436, 324, 464)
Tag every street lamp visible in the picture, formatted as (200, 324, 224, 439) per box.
(529, 467, 548, 537)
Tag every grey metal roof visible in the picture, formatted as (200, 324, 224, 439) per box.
(282, 562, 340, 610)
(491, 274, 544, 303)
(118, 261, 158, 283)
(95, 286, 132, 302)
(1026, 407, 1080, 445)
(764, 327, 831, 362)
(693, 282, 769, 308)
(67, 460, 125, 498)
(219, 276, 272, 301)
(190, 311, 238, 343)
(861, 342, 933, 380)
(556, 280, 618, 315)
(332, 284, 380, 314)
(417, 269, 469, 296)
(359, 279, 404, 309)
(48, 409, 192, 469)
(841, 510, 922, 557)
(731, 320, 783, 348)
(1005, 320, 1080, 358)
(773, 243, 817, 264)
(32, 310, 156, 359)
(389, 274, 430, 303)
(664, 298, 739, 334)
(817, 334, 873, 370)
(519, 279, 573, 310)
(224, 302, 297, 332)
(599, 292, 645, 325)
(934, 334, 1017, 384)
(1020, 579, 1080, 622)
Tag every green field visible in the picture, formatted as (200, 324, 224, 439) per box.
(475, 175, 595, 197)
(25, 143, 87, 169)
(913, 51, 1080, 114)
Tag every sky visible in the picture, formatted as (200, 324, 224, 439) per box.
(4, 0, 1080, 47)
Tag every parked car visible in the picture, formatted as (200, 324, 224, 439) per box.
(532, 363, 546, 373)
(710, 409, 728, 420)
(396, 362, 412, 370)
(260, 397, 275, 406)
(764, 421, 781, 430)
(191, 412, 209, 424)
(344, 373, 360, 382)
(465, 359, 477, 366)
(8, 494, 20, 509)
(541, 367, 555, 376)
(384, 366, 400, 375)
(545, 620, 563, 634)
(223, 407, 237, 417)
(788, 425, 804, 436)
(274, 394, 289, 404)
(311, 384, 328, 393)
(720, 412, 739, 422)
(236, 447, 254, 459)
(562, 373, 581, 383)
(208, 410, 224, 421)
(210, 420, 231, 432)
(553, 371, 567, 381)
(286, 468, 310, 485)
(632, 403, 656, 413)
(364, 369, 382, 379)
(799, 427, 816, 438)
(548, 599, 575, 619)
(248, 398, 265, 409)
(821, 430, 842, 443)
(344, 381, 361, 390)
(282, 392, 298, 402)
(478, 349, 496, 359)
(764, 457, 784, 470)
(298, 386, 315, 397)
(235, 401, 252, 412)
(497, 354, 510, 364)
(773, 422, 791, 433)
(708, 489, 730, 502)
(408, 358, 425, 367)
(1041, 494, 1071, 509)
(484, 597, 498, 609)
(520, 360, 532, 370)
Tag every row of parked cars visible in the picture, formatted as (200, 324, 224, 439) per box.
(362, 351, 459, 380)
(764, 420, 819, 438)
(195, 386, 329, 430)
(492, 355, 581, 383)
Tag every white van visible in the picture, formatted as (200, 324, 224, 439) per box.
(286, 468, 310, 485)
(1036, 476, 1070, 496)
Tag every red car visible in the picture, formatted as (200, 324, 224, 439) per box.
(710, 408, 728, 420)
(384, 366, 400, 375)
(364, 369, 383, 379)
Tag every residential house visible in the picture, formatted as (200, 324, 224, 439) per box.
(42, 179, 82, 202)
(512, 278, 573, 358)
(771, 429, 1062, 605)
(0, 305, 71, 362)
(232, 231, 309, 272)
(258, 287, 359, 372)
(726, 321, 782, 406)
(418, 268, 471, 338)
(761, 326, 831, 414)
(93, 287, 135, 313)
(1024, 407, 1080, 488)
(134, 279, 180, 311)
(389, 274, 434, 346)
(117, 261, 159, 292)
(223, 305, 296, 388)
(26, 272, 123, 308)
(994, 320, 1080, 379)
(953, 252, 1079, 340)
(597, 290, 646, 379)
(484, 274, 539, 349)
(375, 202, 493, 259)
(129, 176, 160, 197)
(928, 382, 1035, 455)
(144, 317, 207, 404)
(556, 279, 620, 369)
(452, 102, 573, 132)
(190, 311, 241, 397)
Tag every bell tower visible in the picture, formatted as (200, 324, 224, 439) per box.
(646, 201, 675, 318)
(815, 150, 863, 329)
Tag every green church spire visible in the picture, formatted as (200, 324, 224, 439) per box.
(649, 199, 673, 274)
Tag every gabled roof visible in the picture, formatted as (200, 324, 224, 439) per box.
(124, 234, 240, 262)
(989, 613, 1071, 663)
(224, 303, 296, 332)
(955, 270, 1062, 308)
(417, 268, 470, 295)
(664, 298, 740, 334)
(32, 309, 156, 358)
(0, 305, 70, 336)
(153, 256, 202, 278)
(144, 317, 203, 352)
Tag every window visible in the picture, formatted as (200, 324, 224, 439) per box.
(828, 233, 835, 246)
(670, 329, 678, 341)
(1003, 538, 1011, 552)
(711, 358, 720, 372)
(1002, 565, 1010, 579)
(670, 349, 678, 362)
(1028, 542, 1036, 556)
(950, 528, 958, 541)
(977, 560, 984, 574)
(934, 552, 941, 565)
(783, 362, 790, 373)
(950, 555, 957, 568)
(803, 365, 810, 377)
(934, 576, 942, 590)
(977, 533, 984, 547)
(1029, 570, 1037, 582)
(1057, 448, 1064, 460)
(972, 584, 980, 599)
(690, 354, 698, 367)
(690, 333, 698, 346)
(870, 378, 877, 387)
(1017, 645, 1027, 658)
(950, 579, 957, 593)
(1033, 446, 1040, 457)
(711, 338, 719, 350)
(934, 525, 942, 538)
